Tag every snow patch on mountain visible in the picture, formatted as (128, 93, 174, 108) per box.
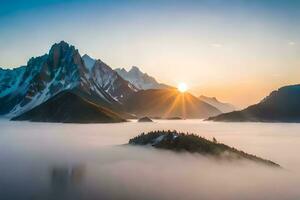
(1, 41, 120, 117)
(0, 67, 26, 98)
(83, 54, 138, 102)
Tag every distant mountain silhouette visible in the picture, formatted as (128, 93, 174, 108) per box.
(199, 95, 236, 113)
(124, 89, 221, 119)
(208, 84, 300, 122)
(12, 91, 125, 123)
(115, 66, 171, 90)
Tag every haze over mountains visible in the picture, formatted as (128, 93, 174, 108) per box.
(0, 41, 224, 122)
(199, 95, 236, 113)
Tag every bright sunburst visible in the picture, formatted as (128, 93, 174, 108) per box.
(178, 82, 188, 93)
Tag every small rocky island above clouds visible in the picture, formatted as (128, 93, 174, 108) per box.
(138, 117, 153, 122)
(129, 130, 280, 167)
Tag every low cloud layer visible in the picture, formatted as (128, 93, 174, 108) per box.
(1, 120, 300, 200)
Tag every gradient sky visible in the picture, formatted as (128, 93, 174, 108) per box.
(0, 0, 299, 108)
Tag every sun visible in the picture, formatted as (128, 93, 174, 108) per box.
(178, 82, 188, 93)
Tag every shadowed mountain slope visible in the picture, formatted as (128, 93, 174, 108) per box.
(12, 91, 125, 123)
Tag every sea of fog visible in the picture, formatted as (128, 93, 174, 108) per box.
(1, 119, 300, 200)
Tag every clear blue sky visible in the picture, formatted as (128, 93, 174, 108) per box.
(1, 0, 299, 107)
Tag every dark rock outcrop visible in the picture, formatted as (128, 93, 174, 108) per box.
(138, 117, 153, 122)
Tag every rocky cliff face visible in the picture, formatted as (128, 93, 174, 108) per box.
(83, 54, 138, 103)
(0, 66, 26, 114)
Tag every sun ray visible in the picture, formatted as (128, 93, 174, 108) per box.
(141, 89, 177, 116)
(181, 93, 186, 119)
(184, 94, 198, 117)
(163, 93, 182, 118)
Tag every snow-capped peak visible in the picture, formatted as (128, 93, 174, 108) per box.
(129, 66, 142, 74)
(115, 66, 171, 90)
(82, 54, 96, 71)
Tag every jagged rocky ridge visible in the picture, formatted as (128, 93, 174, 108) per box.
(129, 130, 280, 167)
(0, 41, 137, 118)
(208, 84, 300, 122)
(82, 54, 138, 102)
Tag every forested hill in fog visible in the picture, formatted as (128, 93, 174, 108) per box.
(129, 130, 280, 167)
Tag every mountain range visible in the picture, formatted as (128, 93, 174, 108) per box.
(208, 84, 300, 122)
(1, 41, 299, 123)
(0, 41, 223, 122)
